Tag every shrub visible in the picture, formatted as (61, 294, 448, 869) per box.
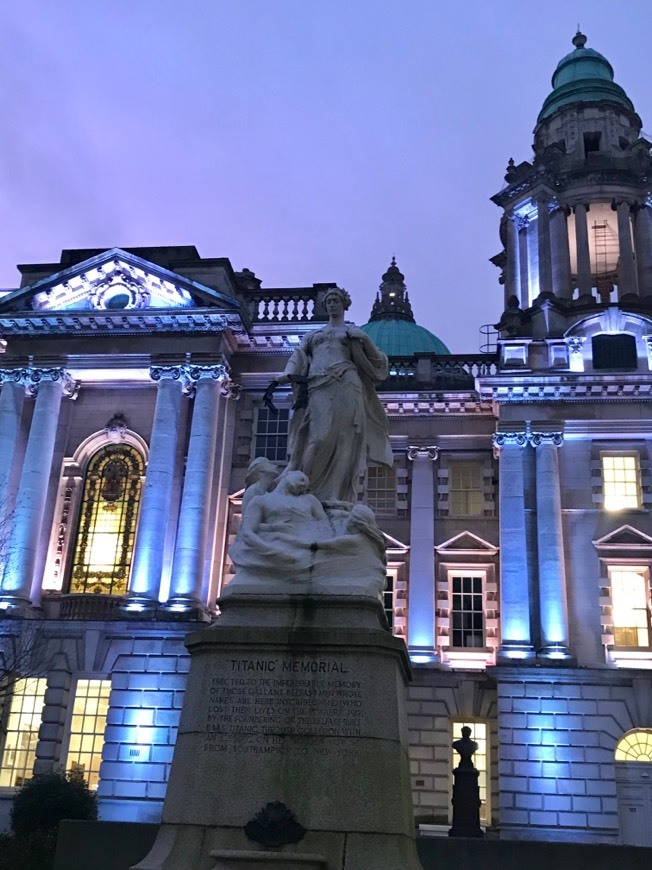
(10, 772, 98, 838)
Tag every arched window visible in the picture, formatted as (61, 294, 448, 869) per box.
(615, 728, 652, 761)
(68, 444, 144, 595)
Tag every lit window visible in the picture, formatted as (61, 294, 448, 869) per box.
(451, 720, 489, 823)
(610, 568, 650, 647)
(449, 462, 483, 516)
(365, 465, 396, 516)
(383, 572, 395, 630)
(602, 454, 641, 510)
(0, 678, 47, 787)
(615, 729, 652, 761)
(64, 679, 111, 789)
(451, 573, 484, 648)
(254, 408, 290, 462)
(69, 445, 144, 595)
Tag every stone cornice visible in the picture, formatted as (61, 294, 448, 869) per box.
(0, 309, 245, 337)
(478, 373, 652, 403)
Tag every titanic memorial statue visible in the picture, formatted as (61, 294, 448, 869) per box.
(134, 288, 423, 870)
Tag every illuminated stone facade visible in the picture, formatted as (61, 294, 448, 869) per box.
(1, 33, 652, 847)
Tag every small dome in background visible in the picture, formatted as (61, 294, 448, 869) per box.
(360, 258, 450, 356)
(538, 31, 636, 122)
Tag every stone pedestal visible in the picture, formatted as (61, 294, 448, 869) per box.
(133, 594, 422, 870)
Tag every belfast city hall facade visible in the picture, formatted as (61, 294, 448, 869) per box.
(1, 31, 652, 846)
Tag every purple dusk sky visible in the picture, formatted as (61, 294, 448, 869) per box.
(1, 0, 651, 352)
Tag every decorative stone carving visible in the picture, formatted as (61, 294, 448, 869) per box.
(529, 431, 563, 447)
(104, 413, 128, 443)
(407, 445, 439, 461)
(492, 431, 528, 448)
(227, 468, 387, 598)
(244, 802, 306, 848)
(25, 367, 78, 399)
(274, 286, 392, 504)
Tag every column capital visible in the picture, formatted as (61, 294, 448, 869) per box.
(149, 364, 187, 382)
(26, 367, 78, 399)
(0, 367, 31, 386)
(572, 202, 589, 214)
(612, 199, 634, 212)
(529, 431, 563, 447)
(513, 214, 529, 231)
(493, 430, 527, 448)
(407, 445, 438, 461)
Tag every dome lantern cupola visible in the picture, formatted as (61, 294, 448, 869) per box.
(361, 259, 450, 356)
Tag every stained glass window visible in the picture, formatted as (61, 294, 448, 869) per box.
(0, 678, 47, 787)
(69, 445, 144, 595)
(615, 729, 652, 761)
(64, 679, 111, 789)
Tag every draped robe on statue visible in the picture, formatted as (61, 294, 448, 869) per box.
(283, 327, 393, 503)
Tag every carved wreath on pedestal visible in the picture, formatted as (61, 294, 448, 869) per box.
(244, 801, 306, 847)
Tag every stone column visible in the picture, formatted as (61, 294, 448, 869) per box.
(529, 429, 571, 660)
(505, 215, 520, 304)
(517, 217, 530, 308)
(573, 203, 593, 299)
(634, 202, 652, 298)
(494, 430, 535, 661)
(125, 366, 187, 612)
(406, 446, 438, 660)
(0, 370, 29, 536)
(550, 204, 572, 299)
(165, 365, 228, 615)
(0, 369, 77, 611)
(615, 200, 639, 299)
(537, 198, 553, 295)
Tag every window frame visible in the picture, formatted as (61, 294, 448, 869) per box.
(449, 570, 486, 650)
(447, 460, 484, 517)
(252, 405, 291, 464)
(608, 565, 651, 649)
(601, 452, 642, 512)
(0, 676, 47, 789)
(61, 676, 112, 791)
(450, 718, 490, 825)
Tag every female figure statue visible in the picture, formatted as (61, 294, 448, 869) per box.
(276, 287, 392, 503)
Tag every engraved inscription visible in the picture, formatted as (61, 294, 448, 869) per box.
(202, 657, 365, 754)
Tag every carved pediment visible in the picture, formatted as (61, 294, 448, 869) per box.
(593, 524, 652, 551)
(0, 248, 241, 315)
(436, 531, 498, 556)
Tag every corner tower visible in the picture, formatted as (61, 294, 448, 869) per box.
(492, 31, 652, 336)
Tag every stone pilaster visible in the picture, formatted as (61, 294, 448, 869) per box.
(164, 365, 229, 616)
(634, 201, 652, 298)
(505, 215, 520, 304)
(0, 369, 30, 542)
(550, 204, 572, 299)
(517, 216, 530, 308)
(614, 200, 638, 298)
(573, 203, 593, 299)
(125, 366, 187, 613)
(529, 429, 572, 660)
(494, 430, 535, 661)
(0, 369, 78, 612)
(406, 446, 438, 661)
(537, 198, 553, 295)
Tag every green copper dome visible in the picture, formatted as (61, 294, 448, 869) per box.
(360, 258, 450, 357)
(538, 32, 635, 122)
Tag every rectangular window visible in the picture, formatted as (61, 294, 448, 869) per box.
(0, 677, 47, 787)
(365, 465, 396, 516)
(383, 572, 395, 630)
(64, 679, 111, 789)
(451, 573, 484, 648)
(602, 454, 641, 510)
(610, 568, 650, 647)
(448, 461, 483, 516)
(451, 720, 489, 824)
(254, 408, 290, 462)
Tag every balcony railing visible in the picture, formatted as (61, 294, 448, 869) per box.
(246, 288, 330, 324)
(54, 594, 124, 620)
(383, 354, 498, 389)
